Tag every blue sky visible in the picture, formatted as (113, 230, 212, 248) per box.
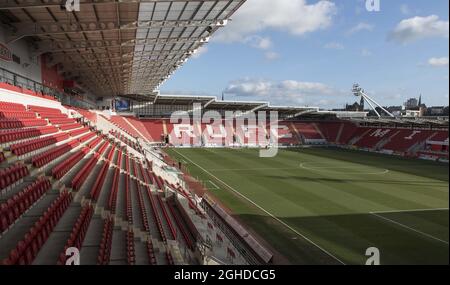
(161, 0, 449, 109)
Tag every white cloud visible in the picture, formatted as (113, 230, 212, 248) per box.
(347, 22, 374, 35)
(324, 42, 344, 50)
(264, 51, 280, 60)
(388, 15, 449, 44)
(244, 36, 273, 50)
(191, 46, 208, 59)
(428, 57, 449, 67)
(224, 78, 346, 107)
(213, 0, 337, 43)
(361, 48, 373, 57)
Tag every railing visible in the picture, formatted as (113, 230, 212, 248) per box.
(0, 66, 64, 100)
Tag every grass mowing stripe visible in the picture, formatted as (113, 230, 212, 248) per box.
(370, 212, 449, 245)
(371, 208, 449, 214)
(172, 148, 346, 265)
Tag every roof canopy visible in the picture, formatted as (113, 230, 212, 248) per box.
(0, 0, 246, 98)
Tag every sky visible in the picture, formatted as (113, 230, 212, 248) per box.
(160, 0, 449, 109)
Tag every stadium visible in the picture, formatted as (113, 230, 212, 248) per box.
(0, 0, 448, 266)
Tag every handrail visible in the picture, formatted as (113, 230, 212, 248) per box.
(0, 66, 63, 100)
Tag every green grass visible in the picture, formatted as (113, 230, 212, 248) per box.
(165, 147, 449, 265)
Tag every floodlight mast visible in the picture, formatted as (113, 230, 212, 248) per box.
(352, 84, 395, 118)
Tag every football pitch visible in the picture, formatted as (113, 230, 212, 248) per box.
(165, 147, 449, 265)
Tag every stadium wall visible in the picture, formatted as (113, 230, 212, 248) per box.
(0, 84, 67, 113)
(0, 26, 41, 83)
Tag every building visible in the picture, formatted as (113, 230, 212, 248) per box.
(405, 98, 419, 109)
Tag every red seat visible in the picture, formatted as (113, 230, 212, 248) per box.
(10, 133, 69, 156)
(51, 148, 88, 179)
(0, 126, 58, 144)
(0, 162, 29, 190)
(48, 118, 75, 125)
(68, 127, 90, 137)
(0, 177, 51, 234)
(0, 101, 26, 112)
(0, 111, 36, 119)
(31, 140, 80, 168)
(58, 123, 81, 131)
(71, 153, 99, 191)
(78, 132, 96, 143)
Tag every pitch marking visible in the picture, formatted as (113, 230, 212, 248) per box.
(370, 212, 449, 245)
(172, 149, 346, 265)
(371, 208, 449, 214)
(299, 162, 389, 175)
(207, 180, 220, 190)
(209, 167, 299, 172)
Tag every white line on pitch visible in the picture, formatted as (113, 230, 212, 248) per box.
(371, 208, 449, 214)
(209, 167, 299, 171)
(208, 180, 220, 190)
(172, 149, 346, 265)
(370, 212, 449, 245)
(299, 163, 389, 175)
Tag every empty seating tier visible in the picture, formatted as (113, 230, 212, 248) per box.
(71, 153, 99, 191)
(0, 126, 58, 144)
(27, 105, 61, 114)
(39, 114, 67, 120)
(78, 132, 96, 143)
(157, 194, 177, 240)
(68, 127, 90, 137)
(97, 218, 114, 265)
(0, 101, 26, 112)
(87, 136, 102, 149)
(293, 123, 323, 140)
(10, 133, 70, 156)
(109, 116, 140, 138)
(0, 177, 51, 234)
(125, 117, 153, 142)
(167, 201, 193, 249)
(0, 162, 29, 191)
(1, 191, 72, 265)
(70, 107, 97, 123)
(141, 119, 165, 142)
(145, 187, 166, 242)
(126, 230, 135, 265)
(0, 118, 47, 129)
(0, 111, 36, 119)
(146, 241, 157, 265)
(125, 175, 132, 224)
(51, 148, 89, 180)
(107, 168, 120, 213)
(31, 140, 80, 168)
(354, 128, 391, 149)
(89, 161, 109, 201)
(58, 123, 81, 131)
(57, 204, 94, 265)
(48, 118, 75, 125)
(383, 129, 433, 152)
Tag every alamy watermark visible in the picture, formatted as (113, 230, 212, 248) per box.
(169, 103, 281, 157)
(65, 247, 80, 265)
(365, 247, 380, 265)
(365, 0, 381, 12)
(64, 0, 81, 12)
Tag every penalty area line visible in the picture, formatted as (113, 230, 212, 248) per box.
(207, 180, 220, 190)
(370, 208, 449, 214)
(172, 148, 346, 265)
(369, 212, 449, 245)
